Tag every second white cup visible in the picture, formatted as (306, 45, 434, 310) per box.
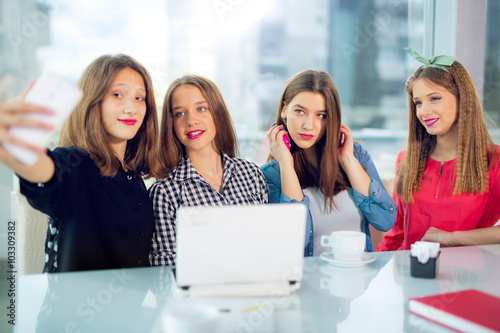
(321, 230, 366, 261)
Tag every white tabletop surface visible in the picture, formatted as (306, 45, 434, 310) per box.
(15, 245, 500, 332)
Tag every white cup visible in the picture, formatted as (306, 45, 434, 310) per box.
(321, 231, 366, 261)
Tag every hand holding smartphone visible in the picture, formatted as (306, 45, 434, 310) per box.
(3, 72, 82, 165)
(338, 132, 345, 148)
(270, 122, 291, 150)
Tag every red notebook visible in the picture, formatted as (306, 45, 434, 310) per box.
(408, 289, 500, 332)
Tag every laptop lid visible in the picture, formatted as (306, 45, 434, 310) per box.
(175, 204, 307, 289)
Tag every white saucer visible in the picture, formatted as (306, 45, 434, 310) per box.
(319, 251, 376, 268)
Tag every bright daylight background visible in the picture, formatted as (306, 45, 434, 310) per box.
(1, 0, 500, 253)
(1, 0, 500, 332)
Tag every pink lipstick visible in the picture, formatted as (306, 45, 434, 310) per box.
(299, 133, 313, 140)
(424, 118, 438, 127)
(119, 119, 137, 126)
(187, 130, 204, 139)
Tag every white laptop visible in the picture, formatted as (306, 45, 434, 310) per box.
(174, 204, 307, 297)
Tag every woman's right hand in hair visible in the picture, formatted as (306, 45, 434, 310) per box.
(266, 123, 304, 201)
(266, 124, 293, 166)
(0, 94, 56, 183)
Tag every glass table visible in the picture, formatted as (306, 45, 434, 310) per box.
(15, 245, 500, 332)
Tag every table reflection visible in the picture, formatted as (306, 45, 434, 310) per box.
(27, 267, 161, 333)
(15, 245, 500, 333)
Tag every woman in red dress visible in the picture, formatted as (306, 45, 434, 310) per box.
(378, 48, 500, 251)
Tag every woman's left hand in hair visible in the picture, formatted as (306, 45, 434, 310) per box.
(338, 124, 371, 196)
(338, 124, 354, 164)
(421, 227, 454, 247)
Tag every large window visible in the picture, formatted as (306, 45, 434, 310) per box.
(0, 0, 417, 165)
(1, 0, 498, 257)
(485, 0, 500, 130)
(0, 0, 422, 238)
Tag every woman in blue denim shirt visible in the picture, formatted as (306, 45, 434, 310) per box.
(261, 70, 396, 255)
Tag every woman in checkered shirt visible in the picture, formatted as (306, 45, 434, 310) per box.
(149, 75, 269, 266)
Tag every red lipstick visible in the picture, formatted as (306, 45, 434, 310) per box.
(187, 130, 204, 139)
(424, 118, 438, 127)
(119, 119, 137, 126)
(299, 133, 313, 140)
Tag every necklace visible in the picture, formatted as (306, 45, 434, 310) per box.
(191, 153, 224, 192)
(200, 170, 223, 191)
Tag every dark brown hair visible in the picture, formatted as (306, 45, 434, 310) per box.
(268, 69, 350, 210)
(59, 54, 160, 178)
(157, 75, 238, 177)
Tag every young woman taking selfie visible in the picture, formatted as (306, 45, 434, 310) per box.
(0, 54, 160, 272)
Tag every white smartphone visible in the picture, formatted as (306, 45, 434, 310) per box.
(4, 72, 83, 165)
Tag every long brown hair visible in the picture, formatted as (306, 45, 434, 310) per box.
(396, 60, 499, 203)
(59, 54, 160, 178)
(157, 75, 238, 178)
(268, 69, 350, 211)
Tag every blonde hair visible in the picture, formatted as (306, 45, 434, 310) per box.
(397, 60, 499, 203)
(59, 54, 160, 178)
(157, 75, 238, 178)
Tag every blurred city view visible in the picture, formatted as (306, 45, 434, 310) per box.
(1, 0, 500, 220)
(0, 0, 422, 175)
(163, 0, 417, 176)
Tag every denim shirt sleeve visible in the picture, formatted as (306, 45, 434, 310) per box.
(351, 143, 397, 232)
(261, 160, 313, 249)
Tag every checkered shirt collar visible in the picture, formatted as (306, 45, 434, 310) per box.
(172, 152, 235, 185)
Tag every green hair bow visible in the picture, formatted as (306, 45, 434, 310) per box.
(404, 47, 456, 73)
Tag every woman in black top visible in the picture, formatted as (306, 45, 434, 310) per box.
(0, 54, 160, 272)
